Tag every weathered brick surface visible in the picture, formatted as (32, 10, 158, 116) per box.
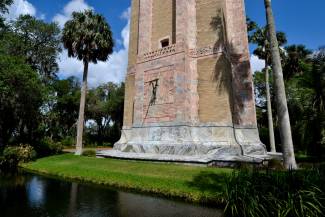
(128, 0, 140, 68)
(123, 73, 135, 127)
(116, 0, 266, 157)
(196, 0, 224, 48)
(151, 0, 173, 50)
(124, 0, 258, 127)
(224, 0, 257, 127)
(197, 55, 232, 124)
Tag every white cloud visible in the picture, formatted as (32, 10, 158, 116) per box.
(120, 7, 130, 20)
(53, 0, 93, 28)
(57, 6, 131, 88)
(250, 55, 265, 73)
(4, 0, 36, 20)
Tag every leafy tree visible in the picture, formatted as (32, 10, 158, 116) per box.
(0, 16, 7, 36)
(44, 77, 80, 141)
(248, 19, 287, 153)
(282, 45, 312, 154)
(86, 82, 124, 145)
(0, 0, 12, 13)
(62, 10, 114, 155)
(0, 54, 45, 147)
(1, 15, 61, 82)
(300, 49, 324, 156)
(264, 0, 297, 169)
(0, 0, 12, 37)
(285, 47, 325, 157)
(106, 82, 125, 129)
(283, 45, 312, 80)
(0, 12, 62, 151)
(87, 86, 110, 145)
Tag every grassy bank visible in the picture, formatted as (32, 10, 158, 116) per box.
(21, 154, 325, 216)
(21, 154, 232, 204)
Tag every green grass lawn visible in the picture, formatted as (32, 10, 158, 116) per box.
(21, 154, 232, 204)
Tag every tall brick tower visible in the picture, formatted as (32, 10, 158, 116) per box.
(106, 0, 268, 163)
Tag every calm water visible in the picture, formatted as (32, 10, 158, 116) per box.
(0, 172, 223, 217)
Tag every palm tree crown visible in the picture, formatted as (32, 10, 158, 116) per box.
(62, 10, 114, 64)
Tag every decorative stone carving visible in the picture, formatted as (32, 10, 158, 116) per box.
(188, 45, 224, 58)
(137, 43, 185, 63)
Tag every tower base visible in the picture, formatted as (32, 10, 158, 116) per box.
(101, 125, 270, 165)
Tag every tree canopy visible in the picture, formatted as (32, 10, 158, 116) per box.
(2, 15, 62, 82)
(0, 0, 12, 14)
(62, 10, 114, 64)
(0, 54, 45, 146)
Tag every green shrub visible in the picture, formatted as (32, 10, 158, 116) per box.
(61, 136, 75, 147)
(1, 145, 36, 170)
(35, 138, 63, 157)
(48, 141, 63, 155)
(224, 168, 325, 217)
(81, 149, 96, 157)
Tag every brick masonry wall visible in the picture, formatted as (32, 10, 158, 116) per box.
(114, 0, 267, 158)
(197, 55, 233, 124)
(196, 0, 224, 48)
(151, 0, 173, 50)
(124, 0, 257, 128)
(123, 73, 135, 127)
(128, 0, 139, 68)
(224, 0, 257, 127)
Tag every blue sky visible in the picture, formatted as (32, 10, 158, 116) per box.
(5, 0, 325, 86)
(25, 0, 325, 50)
(246, 0, 325, 50)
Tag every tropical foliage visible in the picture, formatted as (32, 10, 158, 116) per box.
(224, 167, 325, 217)
(253, 44, 325, 158)
(263, 0, 297, 169)
(248, 19, 287, 153)
(248, 16, 325, 159)
(0, 10, 122, 168)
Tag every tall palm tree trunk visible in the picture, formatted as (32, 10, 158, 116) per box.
(264, 0, 297, 169)
(75, 60, 89, 155)
(265, 64, 276, 152)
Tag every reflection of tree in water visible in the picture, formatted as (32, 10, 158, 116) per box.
(117, 191, 222, 217)
(67, 182, 78, 217)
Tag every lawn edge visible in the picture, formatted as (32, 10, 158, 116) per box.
(20, 158, 227, 208)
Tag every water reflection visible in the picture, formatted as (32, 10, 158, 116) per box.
(27, 177, 45, 208)
(0, 172, 223, 217)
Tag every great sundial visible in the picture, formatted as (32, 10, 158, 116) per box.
(98, 0, 274, 164)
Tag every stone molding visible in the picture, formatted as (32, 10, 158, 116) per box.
(137, 43, 184, 63)
(188, 44, 224, 58)
(137, 43, 229, 63)
(126, 65, 137, 75)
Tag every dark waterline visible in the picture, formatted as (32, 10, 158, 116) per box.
(0, 172, 223, 217)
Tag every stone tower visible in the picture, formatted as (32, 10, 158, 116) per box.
(107, 0, 268, 163)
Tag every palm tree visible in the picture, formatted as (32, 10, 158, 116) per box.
(264, 0, 297, 169)
(248, 23, 287, 153)
(62, 10, 114, 155)
(283, 45, 312, 80)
